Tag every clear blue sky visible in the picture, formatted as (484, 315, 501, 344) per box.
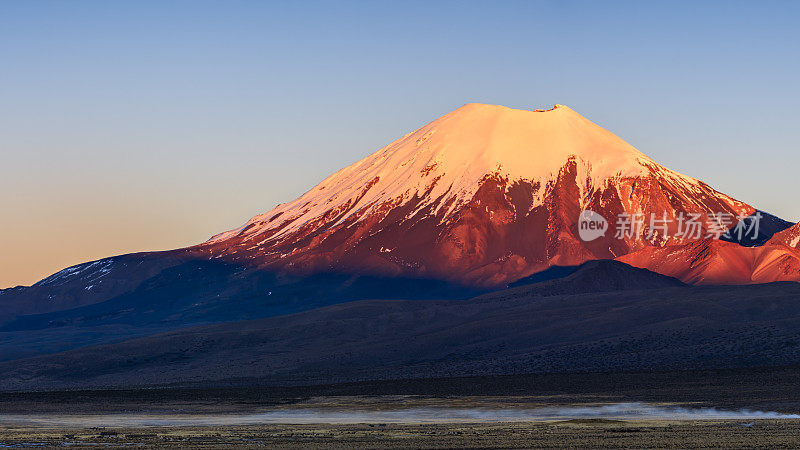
(1, 0, 798, 287)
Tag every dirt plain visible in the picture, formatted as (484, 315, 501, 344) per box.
(1, 418, 800, 448)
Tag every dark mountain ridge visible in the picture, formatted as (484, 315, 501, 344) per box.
(2, 262, 799, 392)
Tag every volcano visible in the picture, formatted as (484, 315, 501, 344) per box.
(195, 103, 782, 287)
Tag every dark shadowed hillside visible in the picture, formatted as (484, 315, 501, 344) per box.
(502, 260, 684, 296)
(0, 260, 481, 361)
(1, 262, 799, 391)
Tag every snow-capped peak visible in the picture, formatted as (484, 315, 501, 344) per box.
(209, 103, 668, 242)
(195, 102, 763, 288)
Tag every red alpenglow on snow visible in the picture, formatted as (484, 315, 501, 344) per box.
(770, 223, 800, 250)
(618, 221, 800, 285)
(198, 103, 798, 287)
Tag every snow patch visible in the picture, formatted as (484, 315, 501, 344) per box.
(35, 259, 114, 287)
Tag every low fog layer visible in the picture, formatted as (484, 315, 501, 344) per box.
(2, 403, 798, 427)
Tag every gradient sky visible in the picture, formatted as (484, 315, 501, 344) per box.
(1, 0, 799, 288)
